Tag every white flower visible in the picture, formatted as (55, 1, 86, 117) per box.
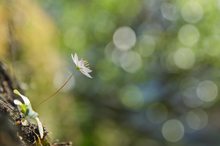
(13, 89, 44, 139)
(71, 53, 92, 78)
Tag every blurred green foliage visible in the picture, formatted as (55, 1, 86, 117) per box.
(1, 0, 220, 146)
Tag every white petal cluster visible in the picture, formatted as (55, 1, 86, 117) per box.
(71, 53, 92, 78)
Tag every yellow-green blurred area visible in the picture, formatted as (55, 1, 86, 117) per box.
(1, 0, 220, 145)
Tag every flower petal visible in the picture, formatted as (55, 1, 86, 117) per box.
(13, 99, 22, 106)
(71, 53, 93, 78)
(71, 53, 78, 66)
(13, 90, 30, 105)
(80, 69, 92, 78)
(82, 66, 92, 73)
(35, 117, 44, 139)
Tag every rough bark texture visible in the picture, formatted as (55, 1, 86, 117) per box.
(0, 62, 72, 146)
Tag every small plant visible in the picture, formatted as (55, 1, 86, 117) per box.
(13, 89, 44, 139)
(39, 53, 92, 105)
(13, 53, 92, 142)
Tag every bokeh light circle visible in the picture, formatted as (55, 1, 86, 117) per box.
(196, 80, 218, 102)
(181, 1, 203, 23)
(162, 119, 184, 142)
(173, 48, 195, 69)
(178, 24, 200, 46)
(113, 26, 136, 51)
(186, 109, 208, 130)
(161, 3, 178, 21)
(120, 51, 142, 73)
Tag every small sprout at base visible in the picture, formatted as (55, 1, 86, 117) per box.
(13, 89, 44, 139)
(71, 53, 92, 78)
(14, 89, 30, 105)
(14, 99, 22, 106)
(35, 117, 44, 139)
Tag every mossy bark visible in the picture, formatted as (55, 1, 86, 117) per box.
(0, 62, 72, 146)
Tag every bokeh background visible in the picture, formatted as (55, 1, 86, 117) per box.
(1, 0, 220, 145)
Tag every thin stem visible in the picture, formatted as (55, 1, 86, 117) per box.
(38, 73, 73, 106)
